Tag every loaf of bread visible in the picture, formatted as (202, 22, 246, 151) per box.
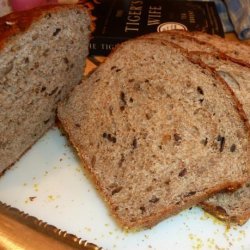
(58, 38, 250, 230)
(0, 4, 90, 174)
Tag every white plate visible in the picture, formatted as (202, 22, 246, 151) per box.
(0, 127, 249, 250)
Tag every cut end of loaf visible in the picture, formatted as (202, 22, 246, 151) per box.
(0, 5, 90, 173)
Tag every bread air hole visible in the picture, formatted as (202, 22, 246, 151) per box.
(201, 137, 208, 146)
(184, 191, 196, 197)
(40, 86, 46, 92)
(32, 33, 39, 41)
(63, 57, 69, 64)
(178, 168, 187, 177)
(1, 61, 13, 75)
(132, 138, 137, 149)
(230, 144, 236, 152)
(173, 133, 182, 145)
(48, 87, 58, 96)
(45, 13, 52, 19)
(149, 196, 160, 203)
(102, 132, 117, 143)
(53, 28, 61, 36)
(43, 118, 50, 124)
(111, 186, 123, 195)
(43, 49, 50, 57)
(139, 206, 146, 214)
(197, 86, 204, 95)
(24, 57, 29, 63)
(118, 154, 125, 167)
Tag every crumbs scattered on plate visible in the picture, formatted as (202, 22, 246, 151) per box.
(25, 196, 37, 204)
(48, 195, 56, 201)
(29, 196, 36, 201)
(33, 183, 39, 192)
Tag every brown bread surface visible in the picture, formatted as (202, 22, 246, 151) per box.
(191, 52, 250, 128)
(143, 31, 250, 225)
(58, 39, 250, 230)
(191, 52, 250, 225)
(0, 4, 90, 174)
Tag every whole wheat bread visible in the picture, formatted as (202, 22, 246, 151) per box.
(0, 4, 90, 174)
(190, 52, 250, 225)
(190, 52, 250, 124)
(58, 38, 250, 230)
(144, 32, 250, 225)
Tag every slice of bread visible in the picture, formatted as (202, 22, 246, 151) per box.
(144, 32, 250, 225)
(190, 52, 250, 225)
(0, 4, 90, 174)
(58, 38, 250, 230)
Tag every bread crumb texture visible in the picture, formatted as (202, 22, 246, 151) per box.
(0, 5, 90, 173)
(58, 39, 250, 229)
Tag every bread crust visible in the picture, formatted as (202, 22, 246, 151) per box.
(200, 201, 250, 226)
(167, 30, 250, 67)
(143, 30, 250, 69)
(190, 50, 250, 69)
(140, 31, 219, 53)
(0, 4, 89, 51)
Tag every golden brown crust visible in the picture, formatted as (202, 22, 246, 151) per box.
(0, 4, 87, 51)
(190, 51, 250, 69)
(170, 30, 250, 68)
(191, 31, 250, 48)
(141, 31, 219, 51)
(141, 31, 250, 69)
